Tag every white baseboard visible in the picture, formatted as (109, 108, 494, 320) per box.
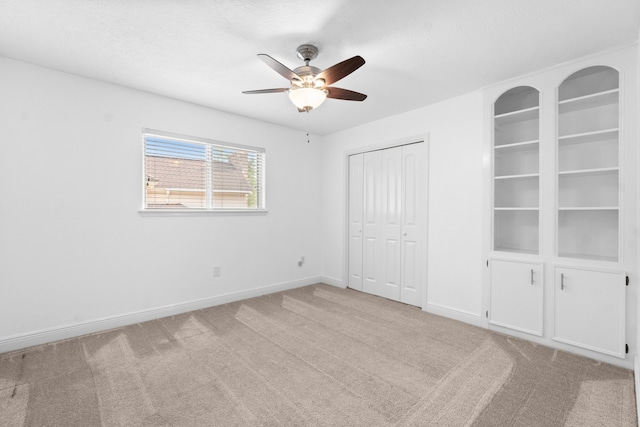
(320, 276, 345, 289)
(425, 302, 484, 328)
(0, 276, 321, 354)
(635, 356, 640, 423)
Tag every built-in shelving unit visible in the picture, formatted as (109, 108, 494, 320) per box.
(493, 86, 540, 254)
(557, 66, 620, 262)
(485, 49, 635, 365)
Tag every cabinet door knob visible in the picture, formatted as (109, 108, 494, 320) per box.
(560, 273, 565, 290)
(530, 269, 534, 285)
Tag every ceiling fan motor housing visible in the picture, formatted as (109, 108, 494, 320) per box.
(292, 65, 325, 90)
(293, 65, 322, 77)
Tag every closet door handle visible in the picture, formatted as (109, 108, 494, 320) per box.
(530, 269, 534, 285)
(560, 273, 565, 291)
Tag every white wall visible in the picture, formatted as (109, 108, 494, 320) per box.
(0, 58, 322, 348)
(636, 31, 640, 414)
(319, 92, 485, 322)
(636, 36, 640, 377)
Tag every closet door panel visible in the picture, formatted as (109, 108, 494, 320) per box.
(402, 240, 417, 298)
(348, 154, 364, 291)
(381, 147, 402, 300)
(364, 237, 377, 283)
(400, 143, 426, 306)
(363, 150, 385, 296)
(385, 239, 399, 288)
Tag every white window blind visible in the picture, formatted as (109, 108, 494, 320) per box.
(143, 129, 265, 211)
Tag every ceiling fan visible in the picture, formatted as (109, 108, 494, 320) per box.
(242, 44, 367, 112)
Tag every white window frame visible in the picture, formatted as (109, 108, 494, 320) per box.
(140, 128, 267, 216)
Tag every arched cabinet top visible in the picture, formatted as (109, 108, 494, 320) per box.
(494, 86, 540, 116)
(559, 66, 619, 102)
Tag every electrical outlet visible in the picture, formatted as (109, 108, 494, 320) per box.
(298, 256, 305, 267)
(213, 266, 221, 277)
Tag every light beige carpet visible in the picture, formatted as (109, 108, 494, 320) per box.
(0, 284, 636, 426)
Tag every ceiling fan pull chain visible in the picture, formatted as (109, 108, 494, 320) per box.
(306, 110, 310, 143)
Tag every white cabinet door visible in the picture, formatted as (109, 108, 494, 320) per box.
(490, 259, 543, 336)
(553, 267, 625, 357)
(400, 143, 427, 306)
(348, 154, 364, 291)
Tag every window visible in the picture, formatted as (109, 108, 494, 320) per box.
(143, 129, 265, 212)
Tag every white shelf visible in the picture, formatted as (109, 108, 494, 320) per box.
(494, 247, 538, 255)
(495, 207, 539, 211)
(558, 207, 618, 211)
(495, 107, 539, 127)
(495, 173, 539, 180)
(557, 253, 619, 263)
(558, 88, 619, 106)
(558, 128, 618, 142)
(494, 139, 539, 150)
(495, 106, 539, 119)
(558, 167, 618, 176)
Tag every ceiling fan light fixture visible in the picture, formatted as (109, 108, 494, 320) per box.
(243, 45, 366, 112)
(288, 87, 327, 111)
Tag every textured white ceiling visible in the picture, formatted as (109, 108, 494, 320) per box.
(0, 0, 638, 135)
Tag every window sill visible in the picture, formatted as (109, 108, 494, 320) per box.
(139, 209, 268, 217)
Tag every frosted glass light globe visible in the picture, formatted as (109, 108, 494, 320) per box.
(289, 87, 327, 111)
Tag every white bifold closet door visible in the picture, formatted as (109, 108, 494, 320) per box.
(348, 142, 426, 307)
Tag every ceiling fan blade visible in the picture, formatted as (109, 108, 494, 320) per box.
(258, 54, 301, 81)
(316, 56, 365, 86)
(242, 88, 288, 94)
(326, 87, 367, 101)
